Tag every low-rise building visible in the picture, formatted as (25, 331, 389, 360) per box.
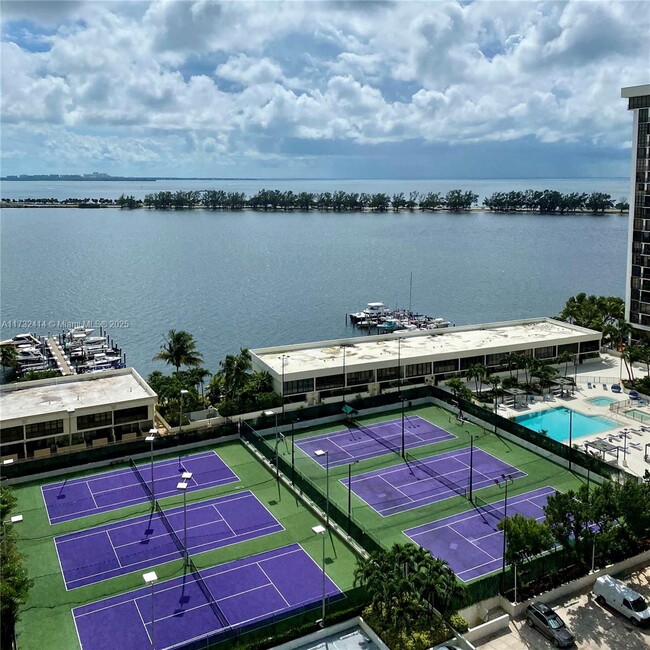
(250, 317, 601, 406)
(0, 368, 157, 462)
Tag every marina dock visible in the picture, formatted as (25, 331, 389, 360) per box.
(46, 337, 75, 376)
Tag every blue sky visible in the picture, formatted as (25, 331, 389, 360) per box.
(1, 0, 648, 178)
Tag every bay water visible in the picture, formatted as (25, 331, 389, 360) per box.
(0, 178, 630, 378)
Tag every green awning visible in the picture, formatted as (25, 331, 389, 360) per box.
(342, 404, 357, 415)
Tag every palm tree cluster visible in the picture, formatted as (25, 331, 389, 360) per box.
(558, 293, 625, 332)
(483, 190, 616, 213)
(354, 543, 465, 644)
(150, 333, 280, 423)
(207, 348, 280, 416)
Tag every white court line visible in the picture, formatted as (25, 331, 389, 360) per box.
(257, 563, 291, 607)
(133, 597, 153, 646)
(105, 530, 123, 567)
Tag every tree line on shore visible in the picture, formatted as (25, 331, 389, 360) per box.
(3, 188, 628, 213)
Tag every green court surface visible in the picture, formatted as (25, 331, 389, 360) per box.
(279, 402, 588, 552)
(12, 441, 359, 650)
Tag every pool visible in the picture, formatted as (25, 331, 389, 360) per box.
(514, 407, 619, 443)
(625, 408, 650, 424)
(586, 396, 618, 406)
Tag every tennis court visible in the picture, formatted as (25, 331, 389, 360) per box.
(296, 415, 455, 468)
(55, 490, 283, 589)
(404, 486, 556, 582)
(42, 451, 238, 524)
(72, 543, 342, 650)
(343, 447, 526, 516)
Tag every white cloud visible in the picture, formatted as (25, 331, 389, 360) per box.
(1, 0, 648, 177)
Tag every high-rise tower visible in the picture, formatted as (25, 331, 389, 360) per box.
(623, 84, 650, 331)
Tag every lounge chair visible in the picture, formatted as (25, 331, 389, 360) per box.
(629, 442, 642, 450)
(587, 382, 593, 389)
(603, 384, 608, 390)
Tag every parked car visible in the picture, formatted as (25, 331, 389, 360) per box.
(594, 574, 650, 626)
(525, 601, 575, 647)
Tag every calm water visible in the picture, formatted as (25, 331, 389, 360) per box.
(0, 178, 630, 378)
(514, 407, 619, 442)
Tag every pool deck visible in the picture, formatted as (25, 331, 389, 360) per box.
(461, 352, 650, 478)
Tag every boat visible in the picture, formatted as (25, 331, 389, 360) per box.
(0, 333, 41, 347)
(349, 302, 392, 324)
(377, 319, 404, 333)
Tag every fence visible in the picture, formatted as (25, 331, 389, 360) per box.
(182, 585, 367, 649)
(240, 421, 385, 556)
(429, 384, 627, 482)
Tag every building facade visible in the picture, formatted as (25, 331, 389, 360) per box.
(0, 368, 157, 463)
(250, 318, 602, 407)
(623, 84, 650, 331)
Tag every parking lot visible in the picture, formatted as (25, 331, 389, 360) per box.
(477, 567, 649, 649)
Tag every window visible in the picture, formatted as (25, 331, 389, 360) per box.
(580, 340, 600, 353)
(315, 374, 344, 390)
(534, 345, 556, 359)
(434, 359, 458, 374)
(377, 367, 399, 381)
(77, 411, 112, 430)
(405, 362, 431, 378)
(114, 405, 149, 425)
(347, 370, 374, 386)
(0, 425, 23, 443)
(26, 419, 63, 439)
(459, 355, 485, 370)
(284, 378, 314, 395)
(486, 352, 507, 367)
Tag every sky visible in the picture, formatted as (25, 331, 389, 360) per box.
(1, 0, 648, 179)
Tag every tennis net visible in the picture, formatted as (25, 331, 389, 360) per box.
(188, 556, 229, 629)
(155, 501, 185, 555)
(473, 494, 504, 527)
(129, 458, 154, 504)
(405, 451, 467, 499)
(352, 419, 401, 458)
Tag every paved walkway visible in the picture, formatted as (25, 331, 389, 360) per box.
(477, 566, 650, 650)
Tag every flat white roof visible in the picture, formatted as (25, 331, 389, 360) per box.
(621, 84, 650, 98)
(0, 368, 156, 423)
(252, 318, 600, 379)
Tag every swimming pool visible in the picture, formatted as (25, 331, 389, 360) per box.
(625, 408, 650, 424)
(514, 407, 619, 443)
(586, 396, 618, 406)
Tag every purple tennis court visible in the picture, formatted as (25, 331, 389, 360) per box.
(296, 415, 455, 467)
(343, 448, 526, 516)
(405, 486, 557, 582)
(73, 543, 342, 650)
(55, 490, 283, 589)
(42, 450, 238, 525)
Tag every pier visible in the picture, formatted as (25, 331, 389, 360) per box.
(45, 337, 75, 376)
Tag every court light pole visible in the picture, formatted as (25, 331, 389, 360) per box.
(347, 460, 359, 532)
(264, 410, 279, 483)
(179, 389, 189, 434)
(67, 407, 75, 452)
(468, 433, 474, 502)
(314, 449, 329, 528)
(568, 409, 573, 472)
(143, 570, 158, 650)
(312, 524, 327, 626)
(145, 428, 156, 504)
(279, 354, 288, 423)
(495, 473, 514, 594)
(291, 417, 299, 486)
(176, 471, 192, 566)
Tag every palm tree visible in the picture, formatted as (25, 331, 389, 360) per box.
(216, 348, 252, 401)
(467, 363, 487, 395)
(153, 330, 203, 373)
(557, 350, 574, 378)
